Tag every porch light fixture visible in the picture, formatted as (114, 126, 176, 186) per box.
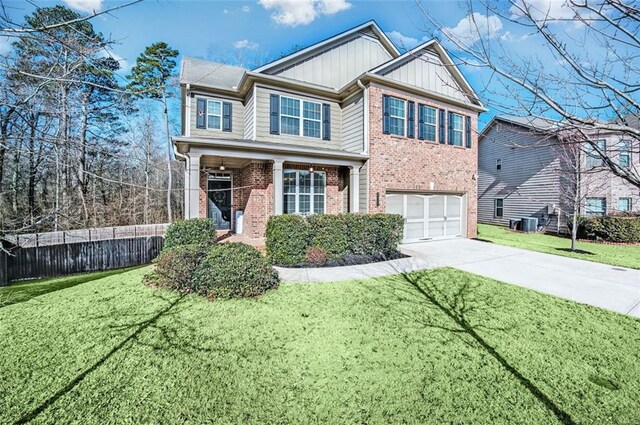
(219, 157, 225, 171)
(309, 164, 314, 173)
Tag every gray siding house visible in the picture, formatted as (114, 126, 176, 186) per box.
(479, 116, 639, 233)
(174, 21, 485, 240)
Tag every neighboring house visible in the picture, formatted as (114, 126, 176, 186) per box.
(174, 21, 485, 242)
(478, 116, 639, 233)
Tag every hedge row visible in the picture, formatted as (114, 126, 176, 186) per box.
(573, 215, 640, 243)
(266, 213, 404, 266)
(145, 219, 279, 300)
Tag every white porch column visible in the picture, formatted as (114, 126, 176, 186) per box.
(183, 156, 191, 218)
(350, 166, 360, 213)
(187, 154, 201, 219)
(273, 159, 284, 215)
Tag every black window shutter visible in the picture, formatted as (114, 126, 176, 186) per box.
(418, 104, 425, 140)
(222, 102, 232, 132)
(322, 103, 331, 140)
(270, 94, 280, 134)
(382, 94, 390, 134)
(465, 116, 471, 148)
(407, 101, 415, 138)
(448, 111, 454, 145)
(438, 108, 446, 144)
(196, 98, 206, 129)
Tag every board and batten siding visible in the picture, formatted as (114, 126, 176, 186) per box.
(381, 50, 469, 103)
(269, 33, 393, 89)
(341, 92, 364, 152)
(190, 94, 245, 139)
(244, 90, 255, 140)
(254, 85, 342, 150)
(478, 122, 566, 233)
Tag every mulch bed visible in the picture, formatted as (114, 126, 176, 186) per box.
(283, 252, 409, 268)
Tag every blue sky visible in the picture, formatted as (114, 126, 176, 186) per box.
(3, 0, 597, 128)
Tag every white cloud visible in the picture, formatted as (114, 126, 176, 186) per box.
(233, 39, 259, 49)
(241, 5, 251, 12)
(258, 0, 351, 26)
(63, 0, 103, 14)
(387, 31, 419, 49)
(443, 12, 503, 45)
(510, 0, 577, 21)
(224, 9, 230, 14)
(0, 36, 11, 55)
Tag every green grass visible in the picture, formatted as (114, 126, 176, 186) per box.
(478, 223, 640, 269)
(1, 267, 639, 424)
(0, 267, 141, 306)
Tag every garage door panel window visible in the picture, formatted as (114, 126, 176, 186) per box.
(283, 170, 325, 215)
(407, 196, 425, 219)
(429, 196, 445, 218)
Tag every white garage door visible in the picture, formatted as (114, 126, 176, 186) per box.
(386, 193, 465, 243)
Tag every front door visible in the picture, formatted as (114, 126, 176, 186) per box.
(207, 175, 232, 230)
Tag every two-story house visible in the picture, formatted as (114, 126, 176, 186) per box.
(174, 21, 485, 242)
(478, 116, 639, 233)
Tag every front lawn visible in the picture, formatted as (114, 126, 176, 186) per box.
(478, 223, 640, 269)
(1, 267, 639, 424)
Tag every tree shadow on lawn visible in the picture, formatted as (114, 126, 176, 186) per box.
(372, 267, 576, 425)
(13, 292, 188, 425)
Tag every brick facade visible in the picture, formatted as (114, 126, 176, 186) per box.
(199, 162, 345, 238)
(367, 84, 479, 238)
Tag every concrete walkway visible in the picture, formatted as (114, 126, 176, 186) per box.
(401, 239, 640, 318)
(275, 238, 640, 318)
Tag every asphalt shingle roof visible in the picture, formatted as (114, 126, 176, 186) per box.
(180, 57, 246, 90)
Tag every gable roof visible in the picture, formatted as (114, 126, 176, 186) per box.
(369, 39, 484, 108)
(180, 57, 247, 91)
(253, 20, 400, 74)
(479, 116, 564, 142)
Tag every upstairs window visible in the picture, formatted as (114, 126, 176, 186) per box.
(496, 158, 502, 170)
(586, 140, 606, 167)
(419, 105, 437, 141)
(586, 197, 606, 216)
(619, 140, 631, 168)
(207, 100, 222, 130)
(279, 96, 322, 139)
(388, 97, 405, 136)
(450, 112, 464, 146)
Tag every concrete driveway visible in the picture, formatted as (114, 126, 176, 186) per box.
(400, 239, 640, 318)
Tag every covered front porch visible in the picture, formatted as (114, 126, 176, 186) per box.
(174, 138, 367, 238)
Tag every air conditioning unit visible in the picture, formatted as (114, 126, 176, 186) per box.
(521, 217, 539, 233)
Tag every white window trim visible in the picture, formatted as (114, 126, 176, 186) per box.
(421, 105, 437, 142)
(586, 197, 607, 216)
(618, 197, 632, 212)
(206, 99, 222, 131)
(451, 112, 464, 146)
(283, 170, 326, 215)
(388, 96, 406, 137)
(280, 95, 322, 139)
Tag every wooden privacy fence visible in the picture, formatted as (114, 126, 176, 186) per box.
(0, 224, 168, 285)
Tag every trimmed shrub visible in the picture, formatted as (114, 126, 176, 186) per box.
(163, 218, 217, 251)
(576, 215, 640, 243)
(305, 246, 328, 264)
(145, 244, 206, 292)
(266, 213, 404, 266)
(307, 214, 348, 259)
(192, 243, 279, 299)
(265, 214, 311, 265)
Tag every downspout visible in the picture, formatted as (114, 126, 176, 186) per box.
(174, 146, 189, 219)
